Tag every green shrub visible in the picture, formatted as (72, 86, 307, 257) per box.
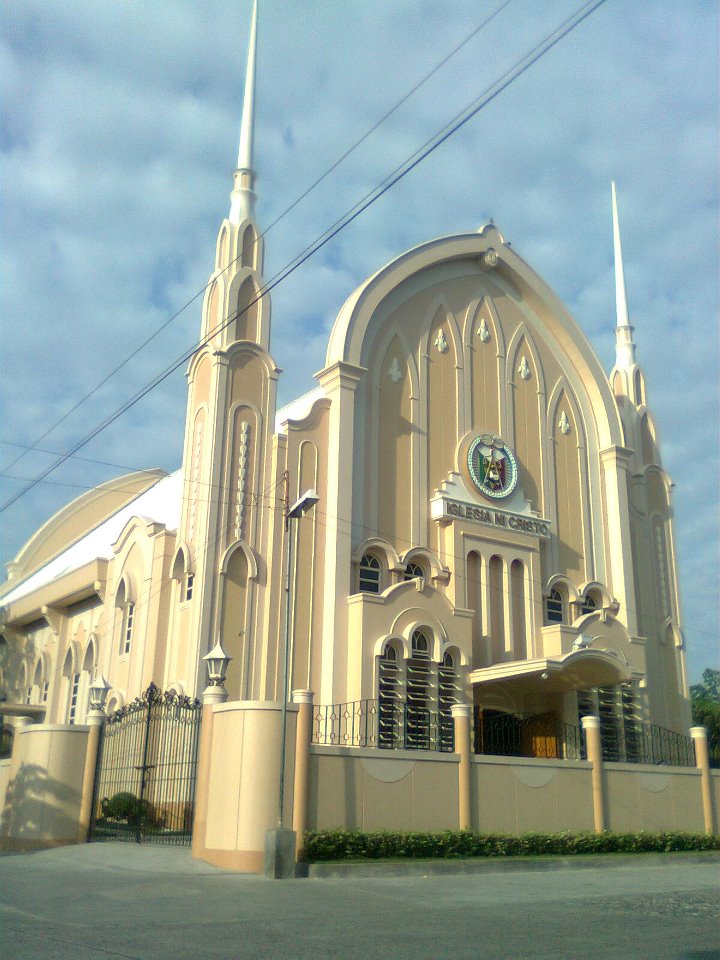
(303, 829, 720, 863)
(100, 791, 150, 826)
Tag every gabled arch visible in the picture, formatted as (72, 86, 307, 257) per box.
(417, 293, 462, 362)
(219, 540, 259, 580)
(506, 323, 546, 397)
(546, 574, 579, 605)
(441, 642, 469, 669)
(171, 541, 194, 581)
(577, 580, 612, 608)
(546, 377, 587, 449)
(463, 295, 506, 357)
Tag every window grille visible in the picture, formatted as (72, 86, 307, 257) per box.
(378, 647, 401, 748)
(438, 652, 458, 752)
(359, 554, 381, 593)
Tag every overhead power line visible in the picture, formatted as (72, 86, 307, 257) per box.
(2, 0, 515, 479)
(0, 0, 607, 515)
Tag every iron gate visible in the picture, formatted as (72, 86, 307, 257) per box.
(90, 683, 202, 845)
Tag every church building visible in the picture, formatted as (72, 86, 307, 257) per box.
(0, 3, 692, 837)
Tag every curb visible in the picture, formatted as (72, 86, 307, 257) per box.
(307, 850, 720, 879)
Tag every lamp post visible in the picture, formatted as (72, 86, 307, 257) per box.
(278, 485, 319, 830)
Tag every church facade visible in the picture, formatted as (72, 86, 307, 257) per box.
(1, 5, 690, 786)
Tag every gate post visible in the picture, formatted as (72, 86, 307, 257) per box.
(582, 716, 606, 832)
(292, 690, 314, 859)
(690, 726, 716, 834)
(78, 708, 105, 843)
(191, 684, 228, 859)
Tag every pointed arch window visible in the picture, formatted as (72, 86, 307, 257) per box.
(546, 588, 564, 624)
(185, 573, 195, 602)
(404, 561, 426, 581)
(359, 554, 381, 593)
(438, 652, 458, 751)
(581, 593, 598, 616)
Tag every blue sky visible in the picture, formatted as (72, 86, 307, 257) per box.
(1, 0, 717, 681)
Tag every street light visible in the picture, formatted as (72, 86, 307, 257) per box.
(203, 640, 232, 687)
(278, 487, 319, 830)
(88, 674, 111, 712)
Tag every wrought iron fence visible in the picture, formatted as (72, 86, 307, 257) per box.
(312, 699, 454, 752)
(473, 709, 583, 760)
(600, 721, 695, 767)
(472, 709, 696, 767)
(90, 683, 202, 845)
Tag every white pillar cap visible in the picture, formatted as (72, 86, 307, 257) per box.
(202, 685, 228, 706)
(451, 703, 472, 719)
(581, 715, 601, 729)
(292, 690, 315, 705)
(86, 709, 106, 727)
(690, 726, 708, 740)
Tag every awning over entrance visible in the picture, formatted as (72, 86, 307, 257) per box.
(469, 649, 634, 697)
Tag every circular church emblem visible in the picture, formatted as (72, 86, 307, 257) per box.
(467, 434, 518, 500)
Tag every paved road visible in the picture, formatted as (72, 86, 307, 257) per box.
(1, 845, 718, 960)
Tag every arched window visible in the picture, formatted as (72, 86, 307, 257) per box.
(122, 602, 135, 656)
(378, 645, 401, 749)
(404, 561, 425, 581)
(546, 588, 564, 624)
(185, 573, 195, 602)
(406, 630, 432, 749)
(581, 593, 598, 616)
(61, 650, 80, 725)
(31, 660, 43, 705)
(438, 652, 458, 752)
(359, 554, 381, 593)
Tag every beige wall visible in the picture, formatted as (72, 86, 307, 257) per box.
(308, 747, 459, 832)
(604, 765, 705, 833)
(472, 755, 595, 834)
(0, 724, 89, 850)
(193, 701, 297, 873)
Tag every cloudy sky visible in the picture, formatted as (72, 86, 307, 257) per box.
(1, 0, 717, 681)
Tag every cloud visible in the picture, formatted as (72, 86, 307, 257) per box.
(1, 0, 717, 681)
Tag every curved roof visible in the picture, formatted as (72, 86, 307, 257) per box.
(325, 223, 623, 449)
(1, 470, 183, 608)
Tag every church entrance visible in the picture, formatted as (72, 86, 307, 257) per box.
(89, 684, 202, 845)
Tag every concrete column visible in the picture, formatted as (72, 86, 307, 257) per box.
(291, 690, 314, 858)
(501, 557, 513, 659)
(77, 709, 105, 842)
(690, 726, 716, 835)
(452, 704, 472, 831)
(582, 715, 606, 832)
(191, 685, 228, 859)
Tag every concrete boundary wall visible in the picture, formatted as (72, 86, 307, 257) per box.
(307, 746, 718, 836)
(0, 723, 89, 850)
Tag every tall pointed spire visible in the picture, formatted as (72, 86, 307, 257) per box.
(229, 0, 258, 224)
(611, 181, 636, 370)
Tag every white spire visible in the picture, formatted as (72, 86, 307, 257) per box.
(229, 0, 258, 224)
(237, 0, 257, 172)
(612, 181, 636, 369)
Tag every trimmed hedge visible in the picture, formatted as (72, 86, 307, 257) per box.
(304, 829, 720, 863)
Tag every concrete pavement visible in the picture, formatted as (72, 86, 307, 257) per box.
(1, 843, 718, 959)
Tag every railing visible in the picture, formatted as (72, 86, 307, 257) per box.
(473, 709, 696, 767)
(473, 709, 583, 760)
(312, 700, 454, 752)
(600, 722, 695, 767)
(311, 702, 696, 767)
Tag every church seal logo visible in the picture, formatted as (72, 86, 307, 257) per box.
(467, 434, 518, 500)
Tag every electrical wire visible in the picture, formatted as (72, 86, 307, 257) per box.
(2, 0, 516, 479)
(0, 0, 606, 514)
